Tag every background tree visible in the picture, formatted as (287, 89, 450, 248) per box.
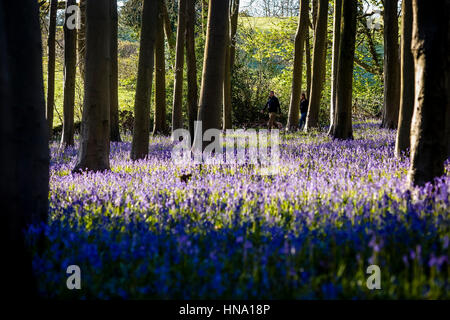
(329, 0, 342, 134)
(305, 0, 328, 131)
(395, 0, 414, 157)
(153, 0, 167, 135)
(408, 0, 450, 186)
(61, 0, 77, 147)
(172, 0, 187, 132)
(0, 0, 49, 297)
(46, 0, 58, 138)
(186, 0, 198, 143)
(193, 0, 230, 149)
(286, 0, 309, 131)
(110, 0, 121, 142)
(131, 0, 158, 160)
(381, 0, 400, 129)
(73, 0, 111, 172)
(330, 0, 357, 140)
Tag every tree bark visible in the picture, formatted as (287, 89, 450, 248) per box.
(305, 0, 328, 130)
(46, 0, 57, 139)
(286, 0, 309, 131)
(163, 0, 176, 52)
(172, 0, 187, 132)
(0, 0, 49, 298)
(131, 0, 158, 160)
(330, 0, 357, 140)
(153, 0, 167, 135)
(78, 0, 86, 80)
(61, 0, 77, 147)
(395, 0, 414, 157)
(408, 0, 450, 186)
(186, 0, 198, 143)
(329, 0, 342, 134)
(193, 0, 229, 149)
(306, 29, 312, 100)
(381, 0, 400, 129)
(73, 0, 111, 172)
(110, 0, 121, 142)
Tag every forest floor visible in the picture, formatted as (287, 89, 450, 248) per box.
(27, 120, 449, 299)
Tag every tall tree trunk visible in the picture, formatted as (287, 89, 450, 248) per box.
(305, 0, 328, 130)
(381, 0, 400, 129)
(306, 28, 312, 100)
(223, 0, 240, 130)
(202, 0, 209, 37)
(110, 0, 121, 142)
(312, 0, 318, 30)
(329, 0, 342, 134)
(331, 0, 357, 140)
(186, 0, 198, 143)
(78, 0, 86, 80)
(172, 0, 187, 132)
(395, 0, 414, 157)
(408, 0, 450, 186)
(0, 0, 49, 298)
(73, 0, 111, 173)
(61, 0, 77, 147)
(286, 0, 309, 131)
(193, 0, 229, 150)
(163, 0, 176, 52)
(46, 0, 57, 139)
(131, 0, 158, 160)
(154, 0, 167, 135)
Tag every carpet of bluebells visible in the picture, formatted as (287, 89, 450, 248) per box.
(26, 121, 449, 299)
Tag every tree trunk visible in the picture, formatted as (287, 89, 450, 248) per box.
(223, 0, 240, 130)
(329, 0, 342, 134)
(330, 0, 357, 140)
(305, 0, 328, 130)
(46, 0, 57, 139)
(163, 0, 176, 52)
(131, 0, 158, 160)
(61, 0, 77, 147)
(153, 0, 167, 135)
(110, 0, 121, 142)
(286, 0, 309, 131)
(381, 0, 400, 129)
(73, 0, 111, 173)
(408, 0, 450, 186)
(172, 0, 187, 132)
(193, 0, 229, 150)
(78, 0, 86, 80)
(0, 0, 49, 298)
(395, 0, 414, 157)
(186, 0, 198, 143)
(306, 29, 312, 100)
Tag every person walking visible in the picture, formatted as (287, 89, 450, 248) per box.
(262, 91, 281, 129)
(298, 93, 308, 130)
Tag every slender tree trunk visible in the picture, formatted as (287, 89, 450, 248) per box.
(0, 0, 49, 298)
(61, 0, 77, 147)
(381, 0, 400, 129)
(193, 0, 229, 150)
(223, 0, 240, 130)
(395, 0, 414, 157)
(163, 0, 176, 52)
(312, 0, 318, 30)
(305, 0, 328, 130)
(286, 0, 309, 131)
(329, 0, 342, 134)
(46, 0, 57, 139)
(331, 0, 357, 140)
(306, 29, 312, 100)
(172, 0, 187, 132)
(408, 0, 450, 186)
(154, 0, 167, 135)
(73, 0, 111, 173)
(78, 0, 86, 80)
(131, 0, 158, 160)
(186, 0, 198, 143)
(202, 0, 209, 37)
(223, 8, 232, 130)
(110, 0, 121, 142)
